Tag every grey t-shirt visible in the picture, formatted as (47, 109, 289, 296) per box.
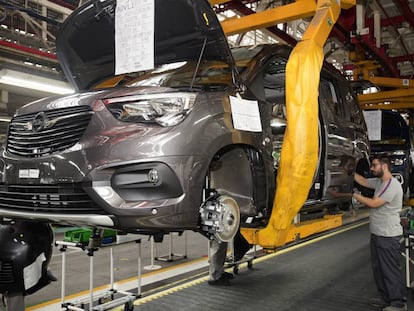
(368, 177, 403, 237)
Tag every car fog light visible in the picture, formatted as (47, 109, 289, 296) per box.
(148, 169, 159, 183)
(151, 208, 158, 215)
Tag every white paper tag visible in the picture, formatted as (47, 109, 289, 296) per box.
(363, 110, 382, 141)
(229, 96, 262, 132)
(115, 0, 155, 75)
(19, 169, 40, 179)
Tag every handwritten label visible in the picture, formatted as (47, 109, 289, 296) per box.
(115, 0, 154, 75)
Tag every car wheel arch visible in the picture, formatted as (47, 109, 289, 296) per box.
(202, 144, 273, 225)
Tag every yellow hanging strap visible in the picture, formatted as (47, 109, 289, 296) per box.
(241, 0, 342, 250)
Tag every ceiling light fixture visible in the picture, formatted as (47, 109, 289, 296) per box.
(0, 69, 74, 95)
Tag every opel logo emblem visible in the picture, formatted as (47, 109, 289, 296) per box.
(32, 112, 47, 132)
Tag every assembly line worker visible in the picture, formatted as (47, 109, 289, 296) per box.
(353, 157, 407, 311)
(208, 230, 251, 286)
(208, 238, 234, 286)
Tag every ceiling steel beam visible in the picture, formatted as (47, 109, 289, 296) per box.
(330, 7, 355, 42)
(214, 0, 410, 80)
(368, 77, 414, 88)
(347, 0, 412, 78)
(0, 0, 61, 26)
(0, 40, 57, 61)
(331, 6, 403, 78)
(211, 0, 356, 9)
(330, 22, 348, 42)
(379, 96, 414, 103)
(358, 88, 414, 104)
(361, 102, 414, 110)
(351, 33, 400, 77)
(367, 1, 410, 56)
(217, 0, 297, 46)
(220, 0, 317, 36)
(46, 0, 77, 11)
(391, 54, 414, 64)
(366, 15, 405, 27)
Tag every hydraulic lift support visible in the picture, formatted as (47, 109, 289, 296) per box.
(219, 0, 345, 251)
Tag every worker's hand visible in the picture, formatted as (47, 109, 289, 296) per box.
(352, 189, 362, 205)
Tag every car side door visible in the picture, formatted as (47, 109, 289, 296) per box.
(319, 74, 357, 201)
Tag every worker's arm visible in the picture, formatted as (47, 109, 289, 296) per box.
(354, 172, 373, 189)
(352, 192, 385, 209)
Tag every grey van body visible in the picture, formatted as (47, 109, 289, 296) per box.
(367, 110, 412, 194)
(0, 0, 370, 237)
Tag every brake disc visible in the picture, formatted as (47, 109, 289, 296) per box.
(199, 195, 240, 242)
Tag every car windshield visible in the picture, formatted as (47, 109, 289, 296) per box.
(231, 46, 264, 73)
(94, 60, 233, 91)
(370, 112, 410, 151)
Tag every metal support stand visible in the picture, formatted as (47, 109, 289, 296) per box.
(144, 236, 162, 270)
(56, 234, 142, 311)
(403, 230, 414, 290)
(155, 232, 188, 262)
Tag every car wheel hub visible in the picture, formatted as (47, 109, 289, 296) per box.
(199, 195, 240, 242)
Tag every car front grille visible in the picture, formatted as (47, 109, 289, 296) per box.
(0, 184, 104, 214)
(7, 106, 93, 157)
(0, 260, 14, 284)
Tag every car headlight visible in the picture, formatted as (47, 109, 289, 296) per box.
(104, 93, 196, 126)
(393, 158, 404, 166)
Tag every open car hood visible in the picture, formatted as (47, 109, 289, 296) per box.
(56, 0, 234, 91)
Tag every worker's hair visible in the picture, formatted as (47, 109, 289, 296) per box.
(374, 156, 393, 171)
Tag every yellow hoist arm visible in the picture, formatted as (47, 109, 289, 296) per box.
(241, 0, 341, 250)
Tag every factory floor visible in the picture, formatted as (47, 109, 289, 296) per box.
(25, 208, 414, 311)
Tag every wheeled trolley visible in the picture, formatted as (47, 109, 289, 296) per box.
(56, 232, 142, 311)
(224, 239, 256, 275)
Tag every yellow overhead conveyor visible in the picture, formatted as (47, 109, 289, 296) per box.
(228, 0, 344, 250)
(358, 87, 414, 109)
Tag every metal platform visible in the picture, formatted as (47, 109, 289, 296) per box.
(121, 221, 412, 311)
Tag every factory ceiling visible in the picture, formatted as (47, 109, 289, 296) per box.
(0, 0, 413, 115)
